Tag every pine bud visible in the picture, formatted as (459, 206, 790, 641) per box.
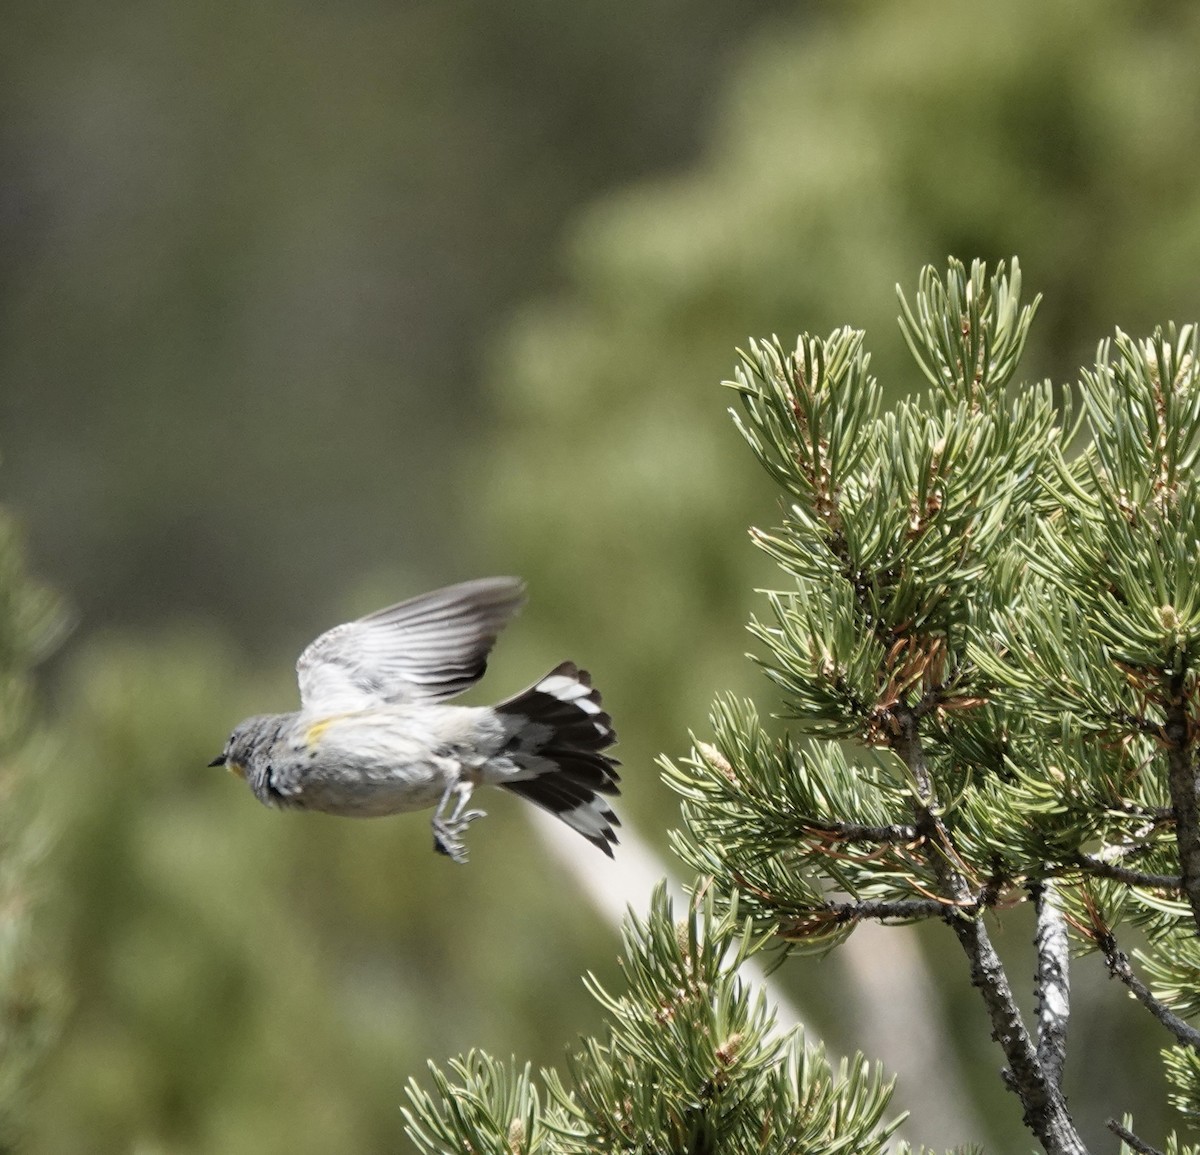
(698, 741, 737, 783)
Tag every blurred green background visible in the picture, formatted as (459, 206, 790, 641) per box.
(5, 1, 1200, 1151)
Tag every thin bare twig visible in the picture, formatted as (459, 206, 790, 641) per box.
(1073, 854, 1179, 890)
(1107, 1117, 1164, 1155)
(1098, 933, 1200, 1052)
(778, 898, 959, 935)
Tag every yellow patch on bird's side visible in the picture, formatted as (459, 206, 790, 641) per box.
(305, 715, 350, 747)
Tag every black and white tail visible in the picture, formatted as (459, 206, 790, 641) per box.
(495, 661, 620, 856)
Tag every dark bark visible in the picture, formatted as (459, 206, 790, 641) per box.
(893, 707, 1088, 1155)
(1164, 688, 1200, 933)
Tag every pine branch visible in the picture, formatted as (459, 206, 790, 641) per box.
(1107, 1117, 1165, 1155)
(405, 887, 907, 1154)
(631, 263, 1200, 1152)
(1164, 686, 1200, 932)
(1098, 932, 1200, 1053)
(1033, 881, 1070, 1091)
(949, 901, 1084, 1155)
(1072, 853, 1180, 890)
(892, 706, 1087, 1155)
(777, 898, 959, 939)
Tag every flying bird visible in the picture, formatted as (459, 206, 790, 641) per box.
(209, 577, 619, 862)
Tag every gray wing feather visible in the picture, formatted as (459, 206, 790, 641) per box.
(297, 577, 527, 712)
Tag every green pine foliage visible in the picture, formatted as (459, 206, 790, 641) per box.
(415, 260, 1200, 1153)
(405, 886, 906, 1155)
(665, 259, 1200, 1151)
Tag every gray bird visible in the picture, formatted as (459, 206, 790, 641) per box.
(209, 577, 619, 863)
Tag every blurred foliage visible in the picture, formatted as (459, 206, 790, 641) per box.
(7, 0, 1200, 1151)
(0, 0, 790, 650)
(0, 512, 64, 1151)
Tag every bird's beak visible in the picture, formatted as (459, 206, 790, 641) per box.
(208, 754, 226, 768)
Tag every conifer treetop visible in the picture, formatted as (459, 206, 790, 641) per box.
(409, 260, 1200, 1155)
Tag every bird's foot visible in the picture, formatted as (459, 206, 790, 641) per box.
(432, 808, 486, 864)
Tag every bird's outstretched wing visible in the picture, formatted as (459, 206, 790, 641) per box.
(296, 577, 527, 712)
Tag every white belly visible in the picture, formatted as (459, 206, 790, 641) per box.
(283, 707, 477, 817)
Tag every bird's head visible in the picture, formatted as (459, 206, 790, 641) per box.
(208, 715, 278, 782)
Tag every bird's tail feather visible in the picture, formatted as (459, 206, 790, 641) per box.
(495, 662, 620, 856)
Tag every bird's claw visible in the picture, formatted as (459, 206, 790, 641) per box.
(432, 808, 487, 864)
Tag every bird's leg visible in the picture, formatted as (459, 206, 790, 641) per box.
(431, 779, 487, 864)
